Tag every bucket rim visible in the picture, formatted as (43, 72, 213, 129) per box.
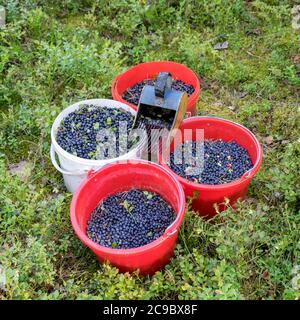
(51, 99, 146, 166)
(111, 60, 200, 110)
(158, 116, 263, 190)
(70, 160, 186, 255)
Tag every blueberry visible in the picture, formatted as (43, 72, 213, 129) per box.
(86, 189, 176, 249)
(168, 139, 253, 185)
(122, 78, 195, 106)
(56, 105, 138, 160)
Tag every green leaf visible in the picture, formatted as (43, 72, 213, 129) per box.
(112, 242, 118, 248)
(93, 122, 100, 130)
(105, 117, 112, 126)
(143, 191, 153, 199)
(121, 200, 134, 213)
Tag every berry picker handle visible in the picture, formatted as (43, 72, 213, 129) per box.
(155, 72, 172, 98)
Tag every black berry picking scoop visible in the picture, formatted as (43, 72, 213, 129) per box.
(132, 72, 188, 131)
(132, 72, 188, 159)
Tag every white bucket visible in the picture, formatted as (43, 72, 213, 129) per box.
(51, 99, 145, 193)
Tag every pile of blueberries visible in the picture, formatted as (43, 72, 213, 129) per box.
(87, 189, 176, 249)
(168, 139, 253, 185)
(56, 105, 137, 160)
(122, 79, 195, 106)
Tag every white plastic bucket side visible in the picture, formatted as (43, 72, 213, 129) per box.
(51, 99, 144, 193)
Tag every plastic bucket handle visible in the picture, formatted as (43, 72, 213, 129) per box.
(50, 144, 90, 176)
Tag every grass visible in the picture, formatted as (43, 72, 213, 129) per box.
(0, 0, 299, 300)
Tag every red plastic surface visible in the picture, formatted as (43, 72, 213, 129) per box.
(70, 160, 186, 275)
(111, 61, 201, 116)
(158, 117, 263, 217)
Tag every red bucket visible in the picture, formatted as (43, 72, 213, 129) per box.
(70, 160, 186, 275)
(158, 117, 263, 217)
(111, 61, 201, 116)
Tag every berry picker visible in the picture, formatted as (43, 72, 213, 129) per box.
(132, 71, 188, 159)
